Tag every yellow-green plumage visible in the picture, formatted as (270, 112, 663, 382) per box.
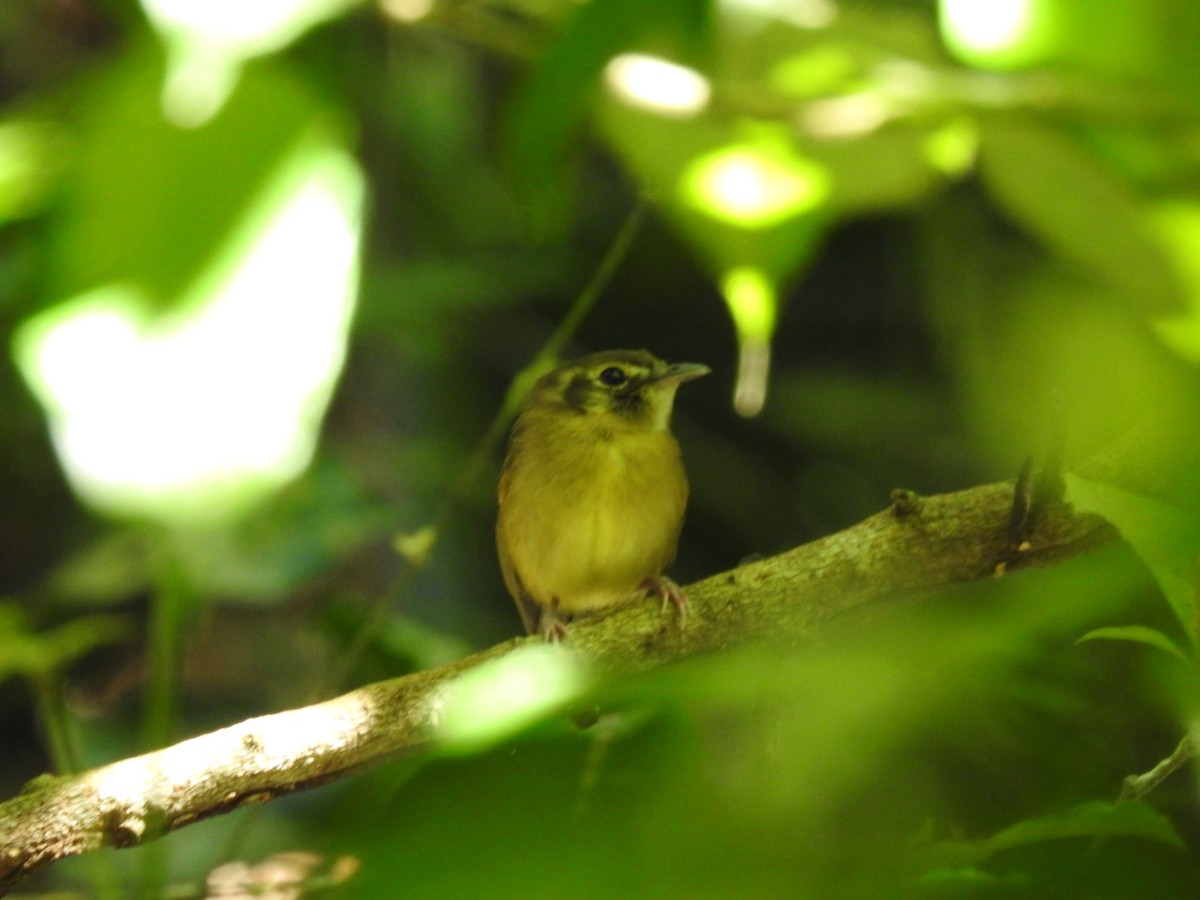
(497, 350, 708, 638)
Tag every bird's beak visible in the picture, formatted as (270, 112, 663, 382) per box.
(649, 362, 710, 388)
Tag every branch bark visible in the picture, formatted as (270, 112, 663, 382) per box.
(0, 479, 1117, 894)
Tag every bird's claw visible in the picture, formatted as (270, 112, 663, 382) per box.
(537, 603, 570, 642)
(641, 576, 690, 623)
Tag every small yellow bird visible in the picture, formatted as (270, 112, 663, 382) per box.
(497, 350, 709, 639)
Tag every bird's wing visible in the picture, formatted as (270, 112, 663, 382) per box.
(496, 530, 539, 634)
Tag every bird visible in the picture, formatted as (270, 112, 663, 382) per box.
(497, 349, 709, 640)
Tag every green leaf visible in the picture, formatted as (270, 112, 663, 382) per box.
(502, 0, 711, 222)
(0, 119, 68, 222)
(928, 800, 1184, 870)
(47, 529, 153, 606)
(1076, 625, 1192, 664)
(50, 42, 334, 310)
(1067, 473, 1199, 644)
(979, 119, 1185, 315)
(598, 105, 827, 279)
(987, 801, 1183, 852)
(0, 602, 132, 683)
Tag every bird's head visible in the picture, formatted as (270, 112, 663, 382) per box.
(529, 350, 709, 432)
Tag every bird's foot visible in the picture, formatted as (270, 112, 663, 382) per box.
(641, 576, 690, 623)
(537, 603, 570, 642)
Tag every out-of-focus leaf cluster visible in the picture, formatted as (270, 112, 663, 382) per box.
(3, 0, 1200, 896)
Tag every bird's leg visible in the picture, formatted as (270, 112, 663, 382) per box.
(537, 600, 570, 642)
(641, 576, 690, 622)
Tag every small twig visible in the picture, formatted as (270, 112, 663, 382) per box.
(1119, 735, 1196, 802)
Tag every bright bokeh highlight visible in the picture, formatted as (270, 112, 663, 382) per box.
(14, 141, 363, 523)
(720, 0, 838, 30)
(722, 267, 778, 417)
(0, 121, 62, 222)
(723, 266, 777, 343)
(924, 118, 979, 176)
(604, 54, 712, 118)
(436, 645, 588, 752)
(142, 0, 355, 124)
(801, 92, 890, 138)
(1150, 201, 1200, 363)
(939, 0, 1053, 69)
(681, 141, 830, 228)
(380, 0, 435, 22)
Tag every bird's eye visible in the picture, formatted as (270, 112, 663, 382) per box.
(598, 366, 627, 387)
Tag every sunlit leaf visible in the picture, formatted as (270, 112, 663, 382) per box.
(50, 45, 334, 310)
(0, 120, 67, 223)
(720, 266, 777, 416)
(1150, 199, 1200, 364)
(940, 0, 1189, 85)
(438, 644, 591, 752)
(143, 0, 358, 124)
(769, 44, 862, 99)
(923, 117, 979, 177)
(680, 140, 829, 228)
(598, 106, 828, 275)
(17, 50, 364, 523)
(502, 0, 711, 224)
(603, 53, 711, 117)
(939, 0, 1059, 70)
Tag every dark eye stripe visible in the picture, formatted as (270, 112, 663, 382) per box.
(564, 374, 592, 412)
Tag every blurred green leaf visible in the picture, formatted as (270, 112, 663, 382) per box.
(1068, 473, 1199, 642)
(1076, 625, 1192, 664)
(502, 0, 711, 223)
(911, 865, 1023, 896)
(815, 123, 945, 216)
(0, 119, 68, 222)
(979, 119, 1185, 315)
(50, 42, 337, 310)
(46, 529, 153, 606)
(599, 104, 827, 279)
(0, 602, 131, 683)
(926, 800, 1184, 870)
(357, 253, 571, 325)
(373, 613, 473, 671)
(167, 465, 393, 603)
(1149, 199, 1200, 365)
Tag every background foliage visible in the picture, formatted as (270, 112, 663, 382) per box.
(3, 0, 1200, 896)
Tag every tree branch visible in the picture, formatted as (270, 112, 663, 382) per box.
(0, 479, 1117, 894)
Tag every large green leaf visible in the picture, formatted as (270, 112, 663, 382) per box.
(49, 42, 336, 310)
(979, 119, 1185, 315)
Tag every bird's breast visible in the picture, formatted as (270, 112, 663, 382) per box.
(498, 419, 688, 615)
